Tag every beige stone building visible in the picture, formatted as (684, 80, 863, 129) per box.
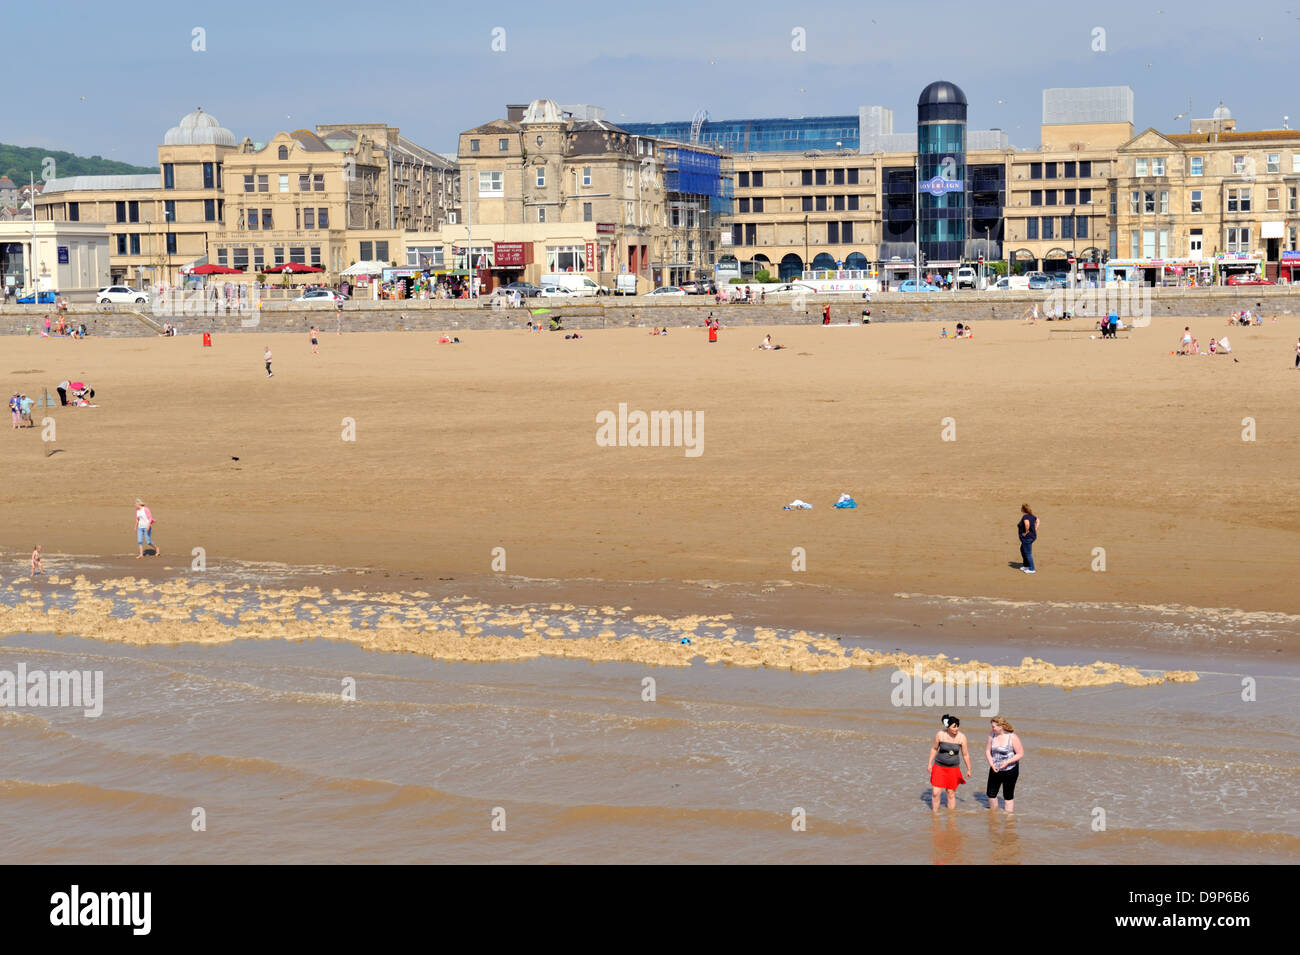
(35, 109, 455, 287)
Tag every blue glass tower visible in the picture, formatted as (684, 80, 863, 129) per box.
(917, 81, 968, 265)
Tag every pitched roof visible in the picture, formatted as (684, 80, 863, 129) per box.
(1166, 129, 1300, 144)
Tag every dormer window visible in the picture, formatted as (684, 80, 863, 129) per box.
(536, 136, 543, 147)
(278, 145, 289, 160)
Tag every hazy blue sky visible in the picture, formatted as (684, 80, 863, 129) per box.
(7, 0, 1299, 167)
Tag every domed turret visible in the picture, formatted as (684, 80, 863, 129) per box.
(520, 99, 563, 124)
(164, 108, 236, 147)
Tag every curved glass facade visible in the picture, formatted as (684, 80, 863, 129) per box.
(918, 84, 968, 264)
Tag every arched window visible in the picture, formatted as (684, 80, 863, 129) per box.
(811, 252, 836, 270)
(278, 145, 289, 160)
(844, 251, 868, 270)
(779, 253, 804, 281)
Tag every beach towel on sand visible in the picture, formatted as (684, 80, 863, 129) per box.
(834, 494, 857, 509)
(783, 500, 813, 510)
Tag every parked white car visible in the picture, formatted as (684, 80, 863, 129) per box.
(97, 285, 149, 304)
(539, 273, 608, 296)
(646, 286, 687, 296)
(538, 285, 574, 298)
(293, 289, 348, 303)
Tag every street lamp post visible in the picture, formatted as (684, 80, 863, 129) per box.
(803, 214, 809, 277)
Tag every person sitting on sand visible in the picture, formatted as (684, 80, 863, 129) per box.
(1209, 338, 1218, 354)
(1191, 337, 1201, 355)
(649, 327, 661, 336)
(941, 327, 949, 338)
(661, 328, 668, 336)
(757, 334, 786, 351)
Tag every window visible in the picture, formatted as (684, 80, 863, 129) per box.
(842, 221, 853, 243)
(1078, 161, 1091, 177)
(846, 168, 858, 185)
(1227, 188, 1251, 212)
(1079, 188, 1092, 203)
(1030, 190, 1042, 206)
(243, 174, 254, 193)
(1110, 191, 1117, 215)
(116, 234, 127, 254)
(1064, 189, 1076, 205)
(233, 247, 248, 271)
(257, 175, 268, 192)
(470, 139, 480, 153)
(731, 225, 743, 246)
(1144, 190, 1156, 214)
(815, 196, 827, 211)
(1267, 187, 1280, 211)
(69, 201, 80, 221)
(298, 174, 310, 192)
(752, 171, 763, 187)
(801, 196, 813, 212)
(753, 197, 764, 213)
(1026, 217, 1038, 240)
(303, 209, 314, 229)
(583, 202, 592, 221)
(407, 246, 444, 268)
(1151, 157, 1165, 176)
(535, 167, 545, 187)
(537, 207, 546, 223)
(375, 241, 388, 262)
(827, 222, 839, 243)
(1226, 227, 1250, 253)
(625, 169, 633, 189)
(1076, 216, 1088, 239)
(204, 199, 216, 221)
(359, 241, 371, 260)
(289, 246, 306, 264)
(313, 174, 324, 191)
(273, 247, 284, 266)
(129, 234, 140, 255)
(1290, 185, 1298, 212)
(499, 138, 508, 152)
(833, 195, 845, 211)
(1294, 154, 1300, 173)
(546, 245, 586, 271)
(1042, 217, 1054, 240)
(833, 168, 845, 185)
(128, 201, 139, 222)
(1135, 158, 1148, 176)
(166, 233, 177, 255)
(1061, 216, 1073, 239)
(1267, 153, 1280, 173)
(1045, 190, 1057, 206)
(1160, 191, 1169, 214)
(582, 166, 592, 187)
(744, 223, 756, 246)
(278, 145, 289, 160)
(310, 247, 322, 267)
(1065, 161, 1077, 178)
(815, 169, 827, 186)
(317, 208, 328, 228)
(1233, 155, 1247, 174)
(738, 198, 749, 213)
(247, 208, 259, 230)
(1129, 231, 1138, 256)
(1044, 163, 1057, 179)
(1142, 229, 1155, 258)
(253, 247, 264, 270)
(1130, 191, 1140, 214)
(203, 162, 214, 189)
(1030, 162, 1042, 179)
(738, 172, 750, 187)
(163, 163, 174, 189)
(279, 174, 289, 193)
(1190, 156, 1204, 176)
(216, 247, 226, 266)
(847, 195, 859, 211)
(1190, 189, 1203, 213)
(479, 171, 504, 196)
(801, 169, 813, 186)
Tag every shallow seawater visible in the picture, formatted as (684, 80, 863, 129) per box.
(1, 632, 1295, 864)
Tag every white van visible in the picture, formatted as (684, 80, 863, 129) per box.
(614, 273, 639, 296)
(540, 273, 607, 297)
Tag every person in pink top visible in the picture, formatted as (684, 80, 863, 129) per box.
(135, 498, 158, 558)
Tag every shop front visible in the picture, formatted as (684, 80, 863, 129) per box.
(1215, 252, 1264, 284)
(1279, 250, 1300, 285)
(493, 241, 533, 289)
(1104, 257, 1212, 287)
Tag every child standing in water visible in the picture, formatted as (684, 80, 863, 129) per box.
(30, 545, 43, 577)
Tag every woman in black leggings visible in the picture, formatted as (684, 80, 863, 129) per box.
(986, 716, 1024, 813)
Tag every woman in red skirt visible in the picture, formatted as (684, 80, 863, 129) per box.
(928, 714, 972, 811)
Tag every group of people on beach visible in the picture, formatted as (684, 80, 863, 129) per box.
(928, 714, 1025, 812)
(1178, 326, 1235, 356)
(8, 392, 34, 428)
(940, 323, 975, 339)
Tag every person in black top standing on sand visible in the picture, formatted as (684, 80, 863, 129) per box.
(1017, 504, 1039, 574)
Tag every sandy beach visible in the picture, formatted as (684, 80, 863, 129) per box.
(3, 315, 1298, 622)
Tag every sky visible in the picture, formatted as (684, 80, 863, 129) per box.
(6, 0, 1300, 167)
